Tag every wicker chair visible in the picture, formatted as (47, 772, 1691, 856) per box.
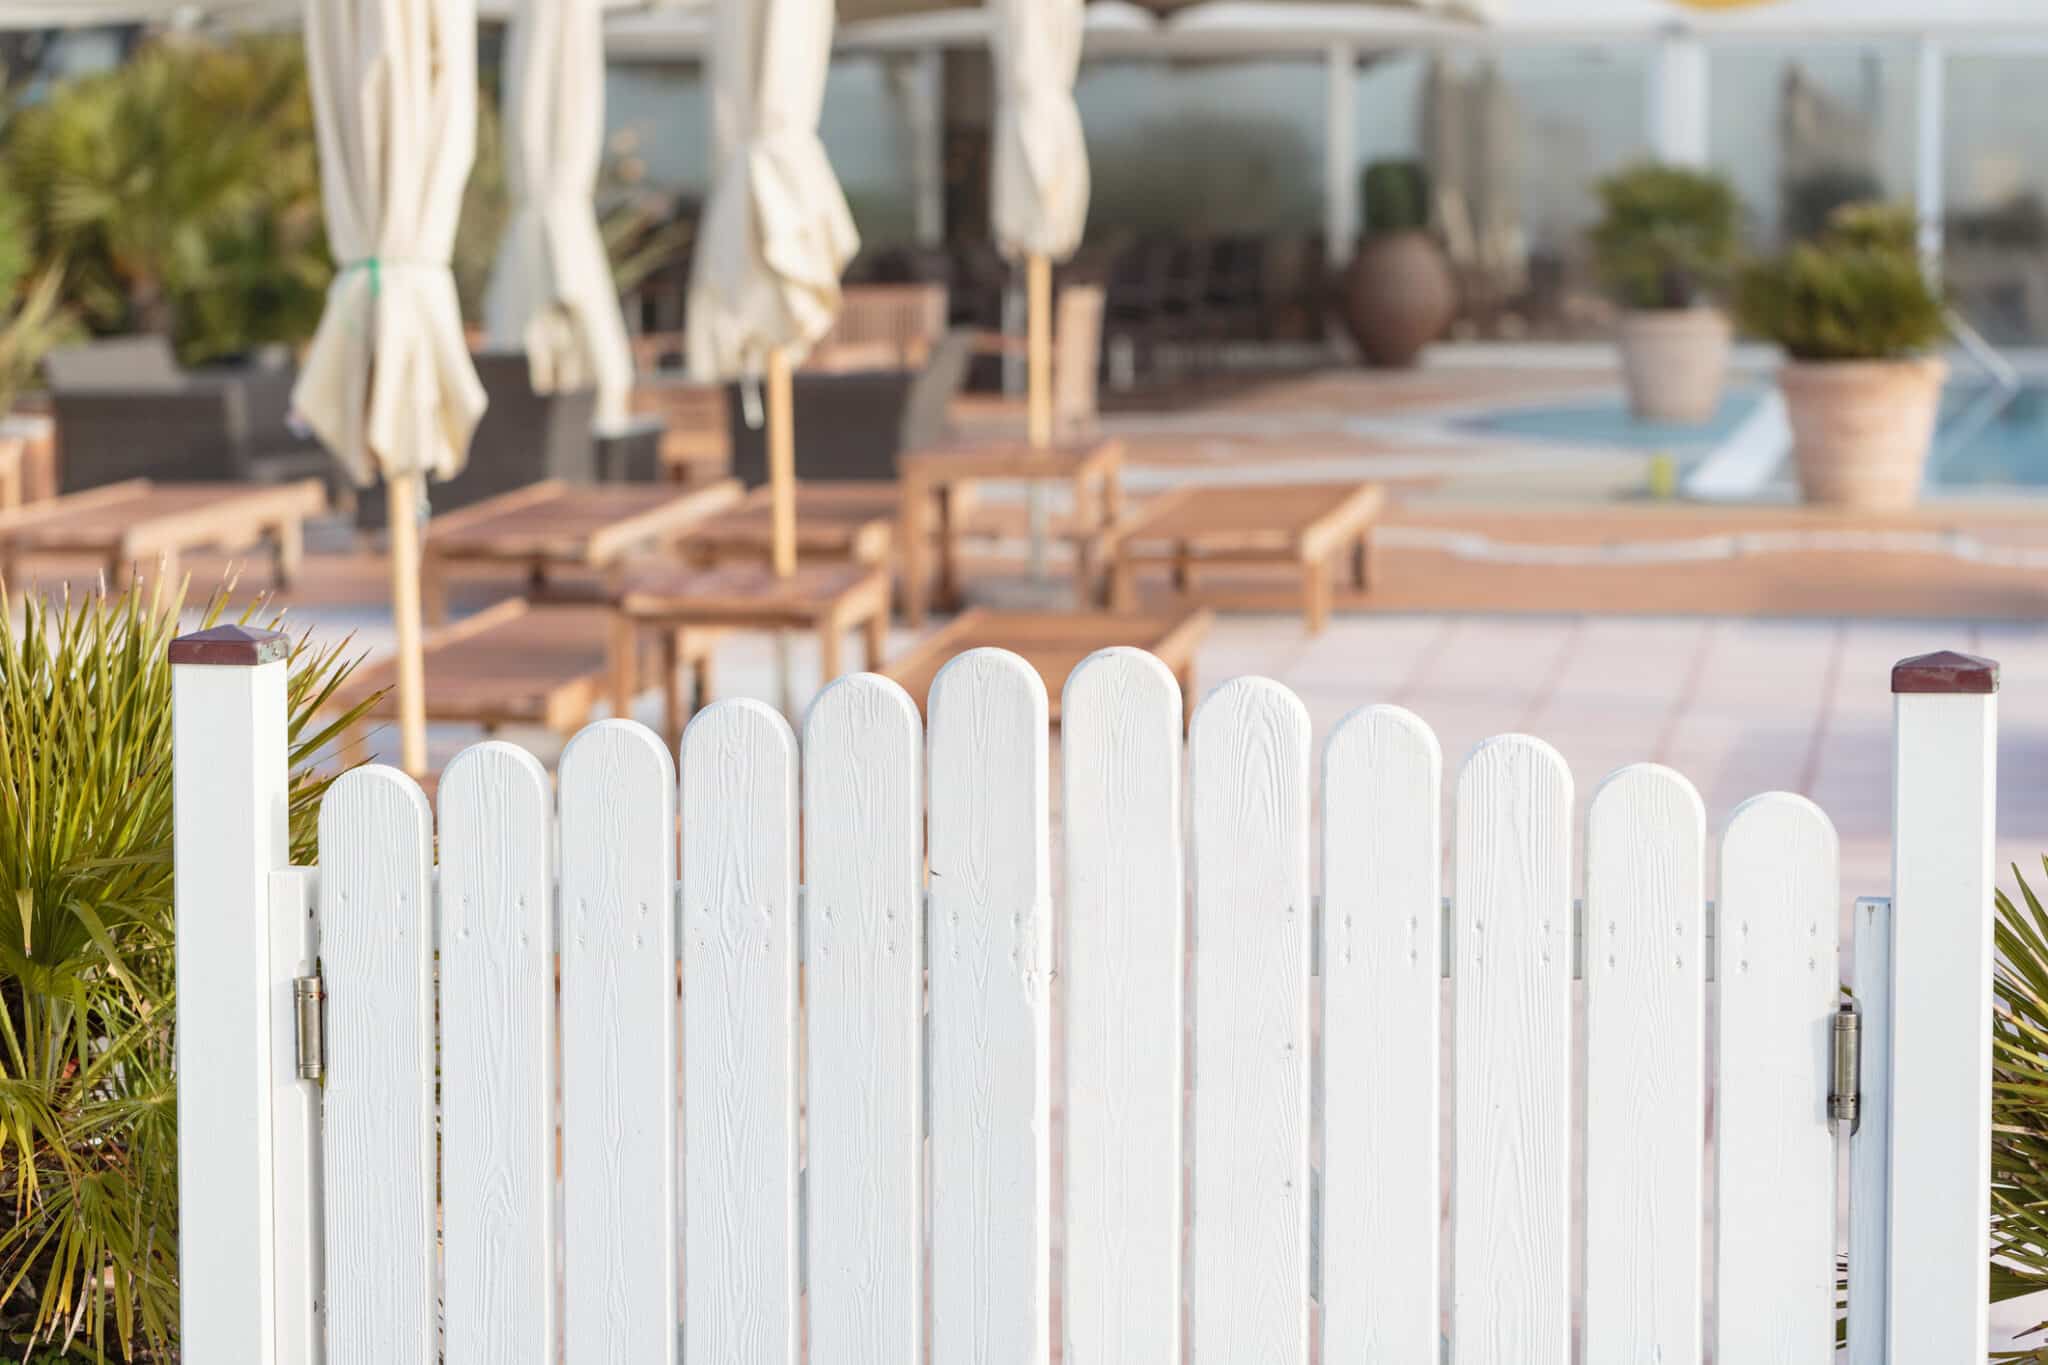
(728, 331, 974, 486)
(356, 352, 598, 529)
(46, 337, 333, 494)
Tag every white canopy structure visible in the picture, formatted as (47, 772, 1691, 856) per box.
(294, 0, 486, 776)
(687, 0, 859, 600)
(485, 0, 638, 433)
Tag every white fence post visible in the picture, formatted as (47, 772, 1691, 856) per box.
(171, 624, 294, 1365)
(1888, 650, 1998, 1361)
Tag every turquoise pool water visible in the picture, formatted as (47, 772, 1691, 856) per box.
(1462, 381, 2048, 491)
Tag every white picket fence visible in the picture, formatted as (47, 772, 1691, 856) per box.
(168, 626, 1998, 1365)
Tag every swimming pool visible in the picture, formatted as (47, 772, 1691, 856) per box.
(1462, 381, 2048, 491)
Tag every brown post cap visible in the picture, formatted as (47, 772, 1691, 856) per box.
(1891, 650, 1999, 695)
(168, 624, 291, 667)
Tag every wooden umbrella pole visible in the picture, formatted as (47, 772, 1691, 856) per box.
(766, 346, 797, 714)
(767, 347, 797, 579)
(1025, 250, 1053, 579)
(385, 471, 430, 777)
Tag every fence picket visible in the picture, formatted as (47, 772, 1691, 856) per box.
(317, 766, 437, 1365)
(1583, 763, 1706, 1365)
(437, 742, 557, 1365)
(679, 700, 801, 1365)
(1715, 792, 1840, 1362)
(1061, 649, 1187, 1365)
(803, 673, 927, 1365)
(558, 720, 679, 1365)
(1319, 704, 1443, 1363)
(928, 648, 1053, 1365)
(1452, 734, 1573, 1365)
(1189, 677, 1312, 1364)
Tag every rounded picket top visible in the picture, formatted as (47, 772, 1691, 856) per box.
(1455, 731, 1575, 826)
(439, 737, 552, 815)
(559, 716, 677, 795)
(1188, 674, 1310, 773)
(1587, 761, 1706, 851)
(803, 669, 923, 761)
(1722, 789, 1840, 873)
(679, 697, 799, 809)
(929, 645, 1050, 739)
(1062, 645, 1183, 729)
(1323, 702, 1442, 797)
(318, 761, 433, 859)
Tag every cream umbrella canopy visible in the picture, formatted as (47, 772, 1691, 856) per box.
(990, 0, 1090, 573)
(293, 0, 488, 776)
(484, 0, 638, 433)
(687, 0, 859, 582)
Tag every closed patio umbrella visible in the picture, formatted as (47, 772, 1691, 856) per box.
(990, 0, 1090, 574)
(485, 0, 637, 434)
(294, 0, 487, 777)
(687, 0, 858, 583)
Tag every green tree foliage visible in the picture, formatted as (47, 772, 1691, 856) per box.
(0, 581, 371, 1361)
(1737, 202, 1946, 362)
(1588, 162, 1743, 311)
(4, 34, 329, 365)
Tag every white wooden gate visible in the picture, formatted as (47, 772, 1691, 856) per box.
(168, 626, 1998, 1364)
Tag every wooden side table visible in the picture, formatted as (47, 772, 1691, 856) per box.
(897, 437, 1124, 626)
(677, 482, 896, 569)
(613, 563, 893, 743)
(420, 478, 742, 622)
(1106, 482, 1385, 634)
(0, 478, 324, 596)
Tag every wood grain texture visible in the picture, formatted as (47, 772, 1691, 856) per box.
(1715, 792, 1839, 1364)
(1452, 734, 1572, 1365)
(1848, 896, 1892, 1365)
(558, 720, 680, 1365)
(802, 673, 926, 1365)
(437, 742, 558, 1365)
(679, 699, 801, 1365)
(1060, 648, 1186, 1365)
(1583, 763, 1706, 1365)
(1188, 676, 1311, 1365)
(928, 647, 1052, 1365)
(317, 766, 437, 1365)
(1319, 704, 1441, 1365)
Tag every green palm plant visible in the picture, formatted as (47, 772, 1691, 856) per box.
(1995, 863, 2048, 1361)
(0, 579, 372, 1361)
(0, 167, 73, 418)
(4, 34, 329, 363)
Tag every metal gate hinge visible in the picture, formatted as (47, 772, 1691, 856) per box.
(294, 973, 325, 1083)
(1829, 999, 1861, 1136)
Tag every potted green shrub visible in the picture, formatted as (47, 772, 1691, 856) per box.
(1339, 159, 1456, 368)
(1588, 163, 1741, 424)
(1737, 203, 1947, 509)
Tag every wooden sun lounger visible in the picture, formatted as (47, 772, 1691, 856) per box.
(420, 477, 742, 622)
(327, 598, 723, 765)
(0, 477, 325, 595)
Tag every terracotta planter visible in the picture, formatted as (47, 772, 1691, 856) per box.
(1616, 308, 1732, 424)
(1339, 230, 1456, 368)
(1780, 356, 1947, 510)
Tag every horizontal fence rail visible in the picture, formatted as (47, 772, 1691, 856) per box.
(167, 634, 1999, 1365)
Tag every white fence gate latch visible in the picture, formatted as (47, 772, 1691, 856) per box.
(1829, 1000, 1861, 1136)
(294, 973, 326, 1084)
